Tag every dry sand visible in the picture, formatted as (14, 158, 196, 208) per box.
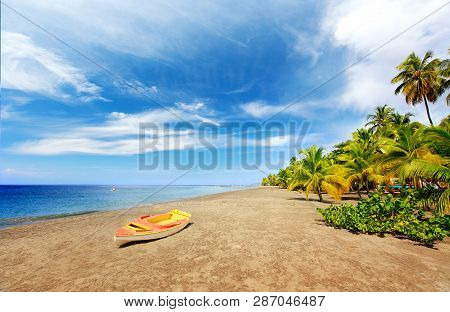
(0, 187, 448, 291)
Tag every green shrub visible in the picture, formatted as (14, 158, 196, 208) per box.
(317, 191, 449, 245)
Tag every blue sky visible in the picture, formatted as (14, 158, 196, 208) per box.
(1, 0, 449, 185)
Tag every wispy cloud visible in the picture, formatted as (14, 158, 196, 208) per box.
(289, 28, 324, 65)
(1, 31, 106, 102)
(10, 108, 196, 155)
(192, 114, 220, 126)
(0, 95, 31, 120)
(240, 101, 282, 118)
(114, 79, 159, 97)
(176, 101, 205, 112)
(175, 101, 220, 125)
(223, 80, 256, 95)
(1, 104, 15, 120)
(240, 100, 320, 119)
(10, 106, 290, 155)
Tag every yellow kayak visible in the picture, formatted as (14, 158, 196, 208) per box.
(114, 209, 191, 246)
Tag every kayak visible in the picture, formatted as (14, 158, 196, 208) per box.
(114, 209, 191, 246)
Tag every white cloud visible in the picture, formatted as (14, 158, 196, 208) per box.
(240, 100, 321, 119)
(65, 109, 194, 139)
(14, 137, 141, 155)
(290, 29, 323, 65)
(1, 104, 15, 120)
(114, 80, 159, 97)
(11, 108, 197, 155)
(193, 114, 220, 126)
(10, 106, 292, 155)
(250, 135, 291, 147)
(223, 81, 256, 95)
(176, 101, 205, 112)
(1, 31, 105, 102)
(175, 101, 219, 125)
(0, 96, 31, 120)
(3, 0, 261, 60)
(240, 101, 280, 118)
(322, 0, 450, 123)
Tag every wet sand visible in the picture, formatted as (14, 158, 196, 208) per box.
(0, 187, 448, 291)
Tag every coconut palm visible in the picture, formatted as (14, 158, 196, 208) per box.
(339, 140, 382, 197)
(329, 140, 352, 162)
(353, 128, 375, 146)
(288, 146, 348, 202)
(379, 123, 445, 187)
(277, 168, 292, 189)
(389, 112, 414, 127)
(366, 105, 395, 132)
(391, 51, 442, 125)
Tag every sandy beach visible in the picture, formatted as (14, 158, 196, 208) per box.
(0, 187, 448, 291)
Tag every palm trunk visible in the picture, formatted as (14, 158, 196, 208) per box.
(357, 187, 361, 198)
(365, 180, 370, 194)
(318, 188, 323, 202)
(423, 96, 433, 126)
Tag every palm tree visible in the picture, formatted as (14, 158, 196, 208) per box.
(329, 140, 352, 161)
(277, 168, 292, 189)
(288, 146, 348, 202)
(353, 128, 375, 146)
(339, 140, 382, 197)
(391, 51, 442, 125)
(366, 105, 394, 132)
(389, 112, 414, 127)
(379, 123, 444, 188)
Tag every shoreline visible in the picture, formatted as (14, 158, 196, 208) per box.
(0, 185, 254, 230)
(0, 187, 448, 291)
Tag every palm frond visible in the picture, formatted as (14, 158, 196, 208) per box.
(437, 188, 450, 214)
(409, 159, 450, 183)
(321, 181, 343, 201)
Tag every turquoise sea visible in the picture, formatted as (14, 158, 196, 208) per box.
(0, 185, 248, 228)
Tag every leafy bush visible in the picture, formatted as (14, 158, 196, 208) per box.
(261, 174, 279, 186)
(317, 191, 449, 245)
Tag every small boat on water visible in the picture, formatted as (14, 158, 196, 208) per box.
(114, 209, 191, 246)
(111, 187, 117, 192)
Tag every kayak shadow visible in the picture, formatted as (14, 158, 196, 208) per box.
(118, 222, 194, 248)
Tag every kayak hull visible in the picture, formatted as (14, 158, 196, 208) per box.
(114, 221, 189, 246)
(114, 209, 191, 247)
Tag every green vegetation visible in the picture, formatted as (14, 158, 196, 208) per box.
(318, 192, 449, 245)
(261, 49, 449, 244)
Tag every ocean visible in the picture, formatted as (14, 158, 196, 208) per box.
(0, 185, 248, 228)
